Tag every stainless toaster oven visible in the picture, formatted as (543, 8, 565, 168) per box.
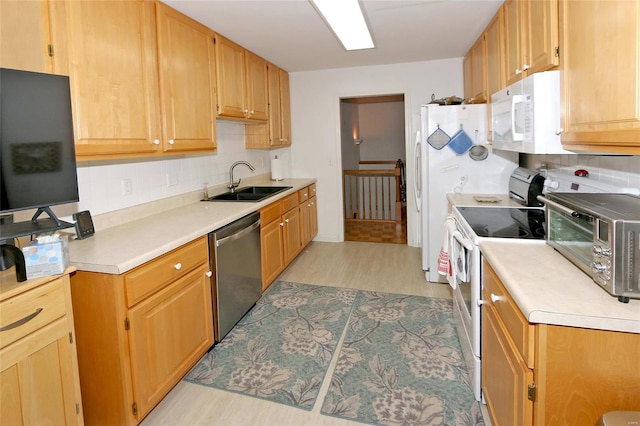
(538, 192, 640, 303)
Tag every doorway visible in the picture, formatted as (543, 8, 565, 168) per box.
(340, 94, 407, 244)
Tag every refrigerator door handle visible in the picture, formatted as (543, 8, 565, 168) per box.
(413, 130, 422, 212)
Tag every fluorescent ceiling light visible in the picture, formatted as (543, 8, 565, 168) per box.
(310, 0, 375, 51)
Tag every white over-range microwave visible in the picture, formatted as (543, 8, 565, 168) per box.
(491, 70, 573, 154)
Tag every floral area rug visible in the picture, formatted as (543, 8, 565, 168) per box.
(184, 281, 357, 410)
(321, 291, 484, 426)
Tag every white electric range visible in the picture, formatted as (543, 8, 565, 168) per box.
(447, 167, 546, 402)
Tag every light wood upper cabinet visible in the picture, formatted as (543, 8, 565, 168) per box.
(66, 0, 163, 159)
(267, 63, 283, 146)
(279, 68, 292, 145)
(559, 0, 640, 153)
(66, 1, 217, 160)
(462, 52, 473, 102)
(245, 63, 292, 149)
(245, 51, 269, 121)
(214, 33, 247, 119)
(214, 33, 268, 122)
(485, 7, 504, 101)
(463, 31, 487, 104)
(156, 3, 216, 153)
(0, 271, 84, 426)
(0, 0, 68, 75)
(504, 0, 558, 86)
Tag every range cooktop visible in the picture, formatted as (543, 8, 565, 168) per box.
(456, 206, 546, 239)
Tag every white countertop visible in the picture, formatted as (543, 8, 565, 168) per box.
(68, 178, 315, 275)
(480, 239, 640, 334)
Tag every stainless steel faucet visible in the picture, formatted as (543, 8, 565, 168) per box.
(228, 161, 255, 192)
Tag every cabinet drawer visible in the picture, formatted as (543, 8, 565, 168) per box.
(308, 183, 316, 198)
(483, 262, 535, 369)
(281, 193, 298, 212)
(0, 277, 66, 349)
(298, 186, 309, 203)
(125, 237, 208, 307)
(260, 202, 281, 226)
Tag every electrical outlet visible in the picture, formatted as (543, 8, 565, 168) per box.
(121, 178, 132, 195)
(166, 173, 178, 187)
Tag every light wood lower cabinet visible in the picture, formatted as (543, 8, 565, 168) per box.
(70, 237, 213, 425)
(482, 261, 640, 426)
(299, 184, 318, 247)
(260, 185, 317, 291)
(0, 270, 84, 425)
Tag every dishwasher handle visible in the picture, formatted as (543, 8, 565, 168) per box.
(216, 218, 261, 247)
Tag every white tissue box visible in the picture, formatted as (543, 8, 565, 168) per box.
(21, 234, 70, 279)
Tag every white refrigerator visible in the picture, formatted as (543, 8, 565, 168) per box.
(415, 104, 517, 282)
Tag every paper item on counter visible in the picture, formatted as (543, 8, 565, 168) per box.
(473, 196, 501, 203)
(271, 155, 283, 181)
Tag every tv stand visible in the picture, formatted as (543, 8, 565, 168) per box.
(32, 206, 64, 226)
(0, 206, 74, 241)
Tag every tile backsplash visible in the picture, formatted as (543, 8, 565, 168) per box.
(524, 154, 640, 193)
(75, 121, 272, 216)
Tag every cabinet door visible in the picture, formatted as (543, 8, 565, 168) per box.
(128, 265, 213, 419)
(309, 196, 318, 240)
(261, 219, 285, 290)
(299, 202, 311, 247)
(525, 0, 558, 75)
(462, 52, 472, 102)
(482, 305, 533, 426)
(0, 0, 67, 74)
(267, 63, 283, 147)
(486, 7, 504, 100)
(279, 69, 292, 146)
(245, 51, 269, 121)
(471, 35, 487, 103)
(214, 34, 246, 119)
(66, 0, 162, 159)
(156, 3, 216, 153)
(560, 0, 640, 152)
(282, 208, 300, 264)
(503, 0, 524, 86)
(0, 319, 83, 426)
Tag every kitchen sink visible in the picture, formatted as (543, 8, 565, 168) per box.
(206, 186, 292, 202)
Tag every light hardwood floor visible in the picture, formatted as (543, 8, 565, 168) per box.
(141, 241, 452, 426)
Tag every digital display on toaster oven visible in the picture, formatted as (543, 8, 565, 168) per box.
(597, 219, 609, 243)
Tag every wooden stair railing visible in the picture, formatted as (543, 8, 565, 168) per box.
(343, 160, 404, 225)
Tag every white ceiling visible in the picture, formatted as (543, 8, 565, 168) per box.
(163, 0, 503, 72)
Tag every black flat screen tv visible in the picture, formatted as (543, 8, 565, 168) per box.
(0, 68, 79, 239)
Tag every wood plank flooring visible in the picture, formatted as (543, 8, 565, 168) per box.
(140, 241, 452, 426)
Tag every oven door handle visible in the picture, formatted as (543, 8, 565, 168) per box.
(452, 231, 473, 251)
(536, 195, 593, 221)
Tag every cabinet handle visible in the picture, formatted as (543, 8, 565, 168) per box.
(250, 110, 255, 114)
(515, 69, 522, 75)
(303, 193, 307, 197)
(0, 308, 43, 331)
(285, 219, 289, 223)
(555, 128, 564, 135)
(280, 222, 284, 227)
(168, 139, 175, 145)
(206, 271, 213, 278)
(477, 300, 487, 306)
(523, 64, 530, 71)
(153, 139, 160, 145)
(174, 263, 182, 270)
(490, 293, 503, 303)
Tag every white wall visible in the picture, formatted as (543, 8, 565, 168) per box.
(359, 101, 406, 163)
(289, 58, 463, 245)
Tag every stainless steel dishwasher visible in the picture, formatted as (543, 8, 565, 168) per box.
(209, 211, 262, 342)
